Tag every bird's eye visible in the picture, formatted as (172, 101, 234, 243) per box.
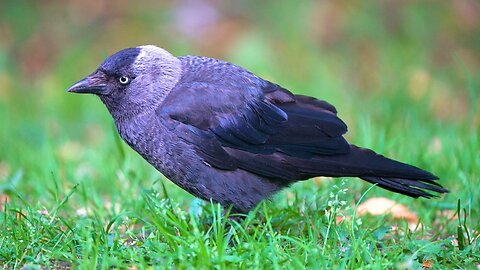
(119, 76, 130, 85)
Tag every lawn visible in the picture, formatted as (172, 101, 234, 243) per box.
(0, 1, 479, 269)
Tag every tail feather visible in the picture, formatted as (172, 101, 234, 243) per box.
(361, 177, 448, 198)
(342, 146, 439, 180)
(300, 145, 448, 198)
(346, 145, 448, 198)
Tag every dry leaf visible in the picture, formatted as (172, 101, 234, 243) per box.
(422, 259, 434, 269)
(357, 197, 419, 230)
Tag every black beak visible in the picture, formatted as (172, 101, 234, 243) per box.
(67, 71, 108, 95)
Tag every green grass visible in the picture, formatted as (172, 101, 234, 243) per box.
(1, 1, 479, 269)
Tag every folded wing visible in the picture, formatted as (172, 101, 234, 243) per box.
(159, 74, 350, 182)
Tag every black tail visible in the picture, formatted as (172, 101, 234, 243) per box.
(360, 177, 447, 198)
(348, 145, 448, 198)
(290, 145, 448, 198)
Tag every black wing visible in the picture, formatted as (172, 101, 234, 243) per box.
(158, 63, 350, 182)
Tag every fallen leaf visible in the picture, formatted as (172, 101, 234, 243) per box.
(357, 197, 419, 230)
(422, 259, 434, 269)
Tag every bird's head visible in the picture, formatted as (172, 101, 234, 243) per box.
(67, 45, 182, 119)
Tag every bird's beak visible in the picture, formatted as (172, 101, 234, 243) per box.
(67, 71, 108, 95)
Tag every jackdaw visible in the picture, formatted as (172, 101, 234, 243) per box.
(67, 45, 447, 213)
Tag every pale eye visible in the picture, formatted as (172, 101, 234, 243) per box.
(119, 76, 130, 84)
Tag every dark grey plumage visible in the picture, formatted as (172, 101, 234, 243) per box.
(68, 45, 447, 213)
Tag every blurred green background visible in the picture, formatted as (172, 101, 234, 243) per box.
(0, 0, 479, 268)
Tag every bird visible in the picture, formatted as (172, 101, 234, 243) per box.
(67, 45, 448, 213)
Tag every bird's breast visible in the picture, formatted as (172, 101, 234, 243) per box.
(114, 113, 174, 168)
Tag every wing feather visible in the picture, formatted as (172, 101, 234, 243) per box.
(159, 58, 349, 181)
